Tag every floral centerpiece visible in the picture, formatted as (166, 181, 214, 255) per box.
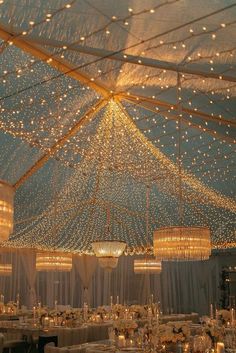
(6, 301, 17, 314)
(113, 319, 138, 338)
(203, 322, 224, 344)
(40, 309, 82, 327)
(130, 305, 148, 319)
(217, 309, 231, 325)
(159, 321, 190, 344)
(112, 304, 125, 317)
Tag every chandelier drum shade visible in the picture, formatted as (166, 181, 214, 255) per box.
(0, 180, 14, 242)
(98, 257, 118, 270)
(153, 226, 211, 261)
(0, 263, 12, 276)
(92, 240, 126, 270)
(134, 258, 162, 274)
(36, 251, 72, 272)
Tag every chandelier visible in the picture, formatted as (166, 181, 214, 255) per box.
(134, 258, 162, 274)
(36, 251, 72, 272)
(92, 240, 126, 270)
(0, 180, 14, 242)
(153, 226, 211, 261)
(0, 263, 12, 276)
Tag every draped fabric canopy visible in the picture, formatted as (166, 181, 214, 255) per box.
(73, 255, 97, 304)
(0, 0, 235, 253)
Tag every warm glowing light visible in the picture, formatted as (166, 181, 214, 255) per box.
(0, 263, 12, 276)
(134, 258, 162, 274)
(153, 226, 211, 261)
(36, 252, 72, 271)
(92, 240, 126, 269)
(98, 257, 118, 270)
(0, 180, 14, 242)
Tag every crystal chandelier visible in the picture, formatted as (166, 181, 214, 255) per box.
(92, 240, 126, 270)
(153, 226, 211, 261)
(134, 258, 162, 274)
(153, 76, 211, 262)
(0, 263, 12, 276)
(36, 251, 72, 272)
(0, 180, 14, 241)
(92, 202, 126, 270)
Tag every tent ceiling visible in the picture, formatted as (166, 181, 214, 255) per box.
(0, 0, 235, 253)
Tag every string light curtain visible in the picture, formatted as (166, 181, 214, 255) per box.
(0, 180, 14, 242)
(134, 186, 162, 274)
(36, 167, 72, 272)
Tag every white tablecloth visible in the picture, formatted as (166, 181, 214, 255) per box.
(0, 322, 111, 348)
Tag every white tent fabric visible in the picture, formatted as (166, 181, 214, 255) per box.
(0, 0, 234, 254)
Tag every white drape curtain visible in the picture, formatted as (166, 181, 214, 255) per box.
(160, 259, 220, 315)
(0, 250, 234, 315)
(19, 249, 36, 309)
(73, 255, 97, 305)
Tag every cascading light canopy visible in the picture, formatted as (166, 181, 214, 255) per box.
(134, 258, 162, 274)
(0, 180, 14, 242)
(0, 263, 12, 276)
(91, 240, 126, 270)
(153, 226, 211, 261)
(36, 251, 72, 272)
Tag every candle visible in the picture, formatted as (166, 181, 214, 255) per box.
(110, 296, 113, 307)
(118, 334, 126, 348)
(151, 294, 154, 304)
(83, 303, 88, 321)
(116, 295, 119, 305)
(33, 306, 36, 321)
(230, 308, 235, 325)
(210, 303, 214, 319)
(44, 316, 49, 327)
(54, 300, 58, 311)
(49, 319, 54, 327)
(216, 342, 225, 353)
(16, 293, 20, 309)
(184, 343, 190, 353)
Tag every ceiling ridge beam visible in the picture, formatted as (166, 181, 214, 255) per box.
(118, 92, 236, 128)
(121, 97, 236, 145)
(13, 98, 109, 189)
(24, 35, 236, 83)
(0, 24, 110, 98)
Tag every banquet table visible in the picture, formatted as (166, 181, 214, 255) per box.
(162, 313, 199, 323)
(0, 322, 112, 347)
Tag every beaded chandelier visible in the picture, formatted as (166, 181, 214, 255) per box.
(36, 251, 72, 272)
(134, 258, 162, 274)
(153, 226, 211, 261)
(0, 263, 12, 276)
(0, 180, 14, 242)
